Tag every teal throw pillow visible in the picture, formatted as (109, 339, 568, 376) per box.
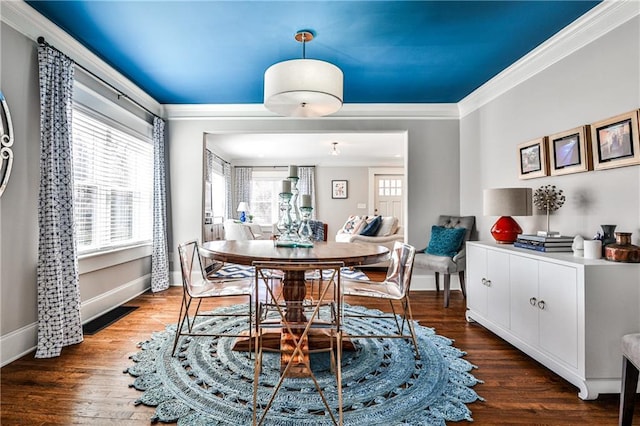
(426, 226, 466, 257)
(360, 215, 382, 236)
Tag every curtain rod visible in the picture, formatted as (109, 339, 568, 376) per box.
(213, 153, 230, 166)
(37, 37, 158, 119)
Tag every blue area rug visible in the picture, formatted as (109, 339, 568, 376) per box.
(125, 304, 483, 425)
(212, 264, 369, 281)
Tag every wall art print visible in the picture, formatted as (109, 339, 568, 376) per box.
(549, 125, 592, 176)
(332, 180, 348, 199)
(518, 137, 548, 179)
(590, 110, 640, 170)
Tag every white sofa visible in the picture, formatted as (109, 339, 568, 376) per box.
(223, 220, 264, 240)
(335, 216, 403, 267)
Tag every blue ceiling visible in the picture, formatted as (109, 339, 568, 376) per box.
(26, 1, 601, 105)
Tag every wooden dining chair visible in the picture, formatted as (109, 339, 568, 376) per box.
(341, 241, 420, 359)
(171, 240, 254, 357)
(252, 261, 344, 426)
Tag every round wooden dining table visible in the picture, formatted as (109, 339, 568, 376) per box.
(200, 240, 389, 361)
(200, 239, 389, 268)
(200, 240, 389, 320)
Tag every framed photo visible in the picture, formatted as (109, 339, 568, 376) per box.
(590, 110, 640, 170)
(549, 126, 592, 176)
(331, 180, 348, 199)
(518, 137, 548, 179)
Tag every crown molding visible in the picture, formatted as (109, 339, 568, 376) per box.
(163, 103, 460, 120)
(458, 0, 640, 118)
(1, 0, 162, 116)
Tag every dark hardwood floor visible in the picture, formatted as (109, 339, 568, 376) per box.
(1, 270, 636, 425)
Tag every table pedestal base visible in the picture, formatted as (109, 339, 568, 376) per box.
(233, 331, 354, 377)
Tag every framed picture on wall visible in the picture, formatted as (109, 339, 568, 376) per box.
(590, 110, 640, 170)
(331, 180, 348, 199)
(549, 126, 592, 176)
(517, 137, 548, 179)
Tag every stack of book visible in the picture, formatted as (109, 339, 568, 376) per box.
(513, 234, 574, 252)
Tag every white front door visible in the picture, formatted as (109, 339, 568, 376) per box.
(374, 174, 404, 226)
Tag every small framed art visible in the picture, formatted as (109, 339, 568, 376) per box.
(331, 180, 348, 199)
(549, 126, 592, 176)
(518, 137, 548, 179)
(590, 110, 640, 170)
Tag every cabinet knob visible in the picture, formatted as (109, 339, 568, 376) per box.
(529, 297, 537, 306)
(537, 300, 546, 310)
(485, 279, 491, 287)
(481, 278, 487, 286)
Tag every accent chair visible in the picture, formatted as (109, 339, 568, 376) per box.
(413, 215, 476, 307)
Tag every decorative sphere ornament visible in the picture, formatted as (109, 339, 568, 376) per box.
(533, 185, 566, 236)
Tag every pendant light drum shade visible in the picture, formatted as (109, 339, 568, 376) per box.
(264, 58, 343, 117)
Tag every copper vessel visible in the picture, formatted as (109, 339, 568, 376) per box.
(604, 232, 640, 263)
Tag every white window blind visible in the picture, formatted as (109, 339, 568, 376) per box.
(250, 169, 288, 226)
(72, 108, 153, 254)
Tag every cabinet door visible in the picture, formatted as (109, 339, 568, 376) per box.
(538, 262, 578, 368)
(509, 255, 539, 344)
(486, 250, 510, 328)
(467, 244, 488, 316)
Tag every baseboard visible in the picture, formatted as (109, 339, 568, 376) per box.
(80, 274, 151, 323)
(170, 270, 182, 286)
(0, 322, 38, 367)
(411, 270, 461, 291)
(1, 275, 151, 367)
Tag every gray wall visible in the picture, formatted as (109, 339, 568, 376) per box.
(167, 118, 460, 275)
(316, 166, 370, 239)
(0, 23, 151, 365)
(1, 23, 41, 335)
(460, 16, 640, 242)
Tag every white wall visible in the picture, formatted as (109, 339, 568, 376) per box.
(460, 16, 640, 244)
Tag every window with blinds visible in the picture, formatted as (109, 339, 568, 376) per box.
(72, 108, 153, 254)
(250, 169, 288, 226)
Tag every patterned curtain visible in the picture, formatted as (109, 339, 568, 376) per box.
(205, 149, 214, 182)
(151, 117, 169, 292)
(223, 162, 232, 220)
(298, 166, 317, 219)
(35, 44, 83, 358)
(233, 167, 252, 220)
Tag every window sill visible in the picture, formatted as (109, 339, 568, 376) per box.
(79, 244, 152, 274)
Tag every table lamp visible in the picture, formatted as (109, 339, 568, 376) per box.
(237, 202, 249, 223)
(483, 188, 532, 244)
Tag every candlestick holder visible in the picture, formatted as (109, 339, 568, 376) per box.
(275, 192, 296, 245)
(289, 176, 301, 232)
(297, 206, 314, 247)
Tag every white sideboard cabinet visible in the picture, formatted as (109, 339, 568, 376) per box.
(466, 241, 640, 400)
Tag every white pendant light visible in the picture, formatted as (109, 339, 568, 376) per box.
(330, 142, 340, 156)
(264, 31, 343, 118)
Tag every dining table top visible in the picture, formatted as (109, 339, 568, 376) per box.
(200, 240, 389, 267)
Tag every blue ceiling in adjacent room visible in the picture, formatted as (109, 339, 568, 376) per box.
(26, 1, 601, 105)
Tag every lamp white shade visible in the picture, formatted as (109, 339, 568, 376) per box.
(483, 188, 532, 216)
(237, 202, 249, 212)
(264, 59, 343, 117)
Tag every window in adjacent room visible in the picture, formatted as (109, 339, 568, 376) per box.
(250, 169, 288, 226)
(72, 107, 153, 254)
